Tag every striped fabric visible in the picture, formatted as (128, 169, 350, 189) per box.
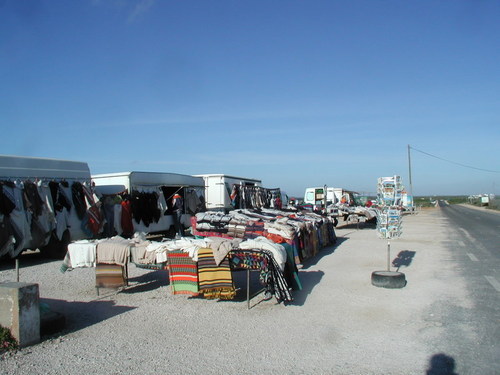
(197, 247, 235, 300)
(95, 263, 126, 288)
(167, 250, 199, 296)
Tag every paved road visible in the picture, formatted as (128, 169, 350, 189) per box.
(438, 202, 500, 374)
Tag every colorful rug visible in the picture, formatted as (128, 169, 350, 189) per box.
(167, 250, 199, 296)
(197, 247, 235, 300)
(95, 263, 127, 288)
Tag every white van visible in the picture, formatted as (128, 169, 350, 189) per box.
(304, 187, 337, 209)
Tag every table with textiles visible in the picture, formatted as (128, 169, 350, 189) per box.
(61, 236, 169, 295)
(229, 249, 293, 308)
(166, 246, 294, 308)
(62, 235, 298, 306)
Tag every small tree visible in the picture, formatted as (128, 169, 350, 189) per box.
(0, 325, 18, 352)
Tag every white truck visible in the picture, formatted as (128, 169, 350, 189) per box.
(92, 171, 205, 236)
(194, 174, 290, 211)
(193, 174, 262, 211)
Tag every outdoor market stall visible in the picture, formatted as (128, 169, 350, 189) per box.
(61, 234, 295, 305)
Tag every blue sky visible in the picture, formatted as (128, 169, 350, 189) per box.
(1, 0, 499, 197)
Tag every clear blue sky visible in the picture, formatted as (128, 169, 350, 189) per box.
(1, 0, 499, 197)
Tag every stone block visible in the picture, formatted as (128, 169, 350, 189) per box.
(0, 282, 40, 347)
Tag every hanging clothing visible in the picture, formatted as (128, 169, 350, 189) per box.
(71, 182, 87, 220)
(120, 199, 134, 237)
(8, 182, 32, 257)
(23, 181, 45, 218)
(49, 181, 71, 212)
(0, 181, 16, 216)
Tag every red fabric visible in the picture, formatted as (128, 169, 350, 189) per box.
(121, 200, 134, 236)
(264, 232, 286, 244)
(87, 204, 103, 236)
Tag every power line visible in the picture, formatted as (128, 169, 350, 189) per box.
(409, 145, 500, 174)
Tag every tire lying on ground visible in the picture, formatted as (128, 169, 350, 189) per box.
(371, 271, 406, 289)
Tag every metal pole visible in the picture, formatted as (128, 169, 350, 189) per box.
(387, 240, 391, 271)
(15, 258, 19, 282)
(323, 185, 327, 214)
(247, 269, 250, 309)
(408, 144, 413, 203)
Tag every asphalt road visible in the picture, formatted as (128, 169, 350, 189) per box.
(437, 202, 500, 374)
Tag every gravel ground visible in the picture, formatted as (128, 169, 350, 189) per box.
(0, 208, 473, 374)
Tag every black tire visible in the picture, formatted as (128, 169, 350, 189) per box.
(371, 271, 407, 289)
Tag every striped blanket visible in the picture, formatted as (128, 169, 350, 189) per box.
(167, 250, 199, 296)
(95, 263, 126, 288)
(197, 247, 235, 300)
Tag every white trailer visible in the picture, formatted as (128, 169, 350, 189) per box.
(0, 154, 93, 258)
(92, 171, 205, 235)
(193, 174, 262, 211)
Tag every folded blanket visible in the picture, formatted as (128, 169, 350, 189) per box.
(206, 237, 242, 266)
(67, 240, 98, 268)
(96, 236, 132, 266)
(238, 236, 287, 271)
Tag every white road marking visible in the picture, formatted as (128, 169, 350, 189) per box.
(458, 241, 465, 247)
(484, 276, 500, 292)
(458, 228, 475, 243)
(467, 253, 479, 262)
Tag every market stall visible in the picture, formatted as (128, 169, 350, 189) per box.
(61, 234, 295, 305)
(0, 155, 100, 259)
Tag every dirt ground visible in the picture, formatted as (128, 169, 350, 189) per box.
(0, 207, 477, 374)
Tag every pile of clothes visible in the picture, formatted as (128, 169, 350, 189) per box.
(193, 208, 336, 264)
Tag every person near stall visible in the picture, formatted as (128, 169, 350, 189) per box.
(172, 193, 184, 238)
(274, 195, 282, 210)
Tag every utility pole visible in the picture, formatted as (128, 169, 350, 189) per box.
(407, 144, 413, 198)
(323, 184, 327, 213)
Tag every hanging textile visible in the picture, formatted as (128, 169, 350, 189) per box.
(23, 181, 44, 217)
(229, 249, 293, 304)
(166, 249, 199, 296)
(71, 182, 87, 220)
(95, 263, 126, 289)
(120, 198, 134, 237)
(197, 247, 235, 300)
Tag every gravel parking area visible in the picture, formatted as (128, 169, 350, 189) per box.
(0, 208, 472, 375)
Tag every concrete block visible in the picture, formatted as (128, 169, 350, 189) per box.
(0, 282, 40, 347)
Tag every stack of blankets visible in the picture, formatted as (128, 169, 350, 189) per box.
(193, 208, 336, 264)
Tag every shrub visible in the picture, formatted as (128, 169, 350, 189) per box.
(0, 325, 18, 352)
